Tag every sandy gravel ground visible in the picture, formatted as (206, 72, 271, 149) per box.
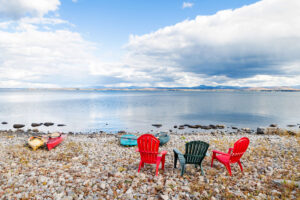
(0, 131, 299, 200)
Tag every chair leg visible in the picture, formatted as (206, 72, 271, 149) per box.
(237, 160, 243, 173)
(162, 156, 165, 170)
(225, 163, 232, 176)
(180, 164, 185, 176)
(141, 162, 144, 168)
(155, 161, 160, 176)
(174, 154, 178, 168)
(211, 156, 214, 167)
(200, 163, 205, 176)
(138, 161, 143, 173)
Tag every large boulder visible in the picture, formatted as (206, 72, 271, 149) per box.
(31, 123, 43, 127)
(241, 128, 252, 133)
(152, 124, 162, 128)
(269, 124, 277, 127)
(201, 126, 211, 130)
(187, 125, 199, 129)
(216, 124, 225, 129)
(287, 130, 297, 136)
(44, 122, 54, 127)
(287, 124, 296, 127)
(257, 127, 266, 134)
(118, 130, 126, 134)
(13, 124, 25, 129)
(267, 127, 280, 135)
(209, 125, 217, 129)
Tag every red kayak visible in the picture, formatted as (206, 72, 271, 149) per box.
(47, 135, 66, 150)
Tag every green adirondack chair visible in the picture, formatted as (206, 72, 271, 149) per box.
(173, 141, 209, 176)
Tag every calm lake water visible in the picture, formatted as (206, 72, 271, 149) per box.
(0, 89, 300, 133)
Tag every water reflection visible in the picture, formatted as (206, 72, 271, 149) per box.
(0, 89, 299, 133)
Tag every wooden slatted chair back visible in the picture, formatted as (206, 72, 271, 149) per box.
(137, 134, 160, 164)
(185, 141, 209, 164)
(230, 137, 249, 163)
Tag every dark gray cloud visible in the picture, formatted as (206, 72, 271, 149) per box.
(124, 0, 300, 86)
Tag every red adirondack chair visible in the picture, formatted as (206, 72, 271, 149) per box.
(211, 137, 250, 176)
(136, 134, 167, 176)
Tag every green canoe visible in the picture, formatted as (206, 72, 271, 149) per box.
(155, 132, 170, 146)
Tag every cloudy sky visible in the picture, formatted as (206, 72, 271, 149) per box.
(0, 0, 299, 88)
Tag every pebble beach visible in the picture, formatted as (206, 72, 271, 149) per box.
(0, 130, 299, 200)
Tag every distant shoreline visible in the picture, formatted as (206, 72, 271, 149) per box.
(1, 88, 300, 92)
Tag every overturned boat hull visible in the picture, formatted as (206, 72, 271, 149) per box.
(28, 136, 46, 151)
(155, 132, 170, 146)
(120, 134, 137, 146)
(47, 135, 66, 150)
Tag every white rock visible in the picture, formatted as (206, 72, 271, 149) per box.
(202, 191, 208, 197)
(214, 188, 219, 193)
(271, 190, 280, 195)
(100, 183, 106, 189)
(182, 186, 190, 192)
(160, 194, 169, 200)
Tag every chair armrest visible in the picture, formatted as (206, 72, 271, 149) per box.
(212, 150, 229, 156)
(135, 148, 139, 152)
(227, 148, 233, 154)
(173, 148, 185, 164)
(173, 148, 183, 156)
(160, 150, 168, 155)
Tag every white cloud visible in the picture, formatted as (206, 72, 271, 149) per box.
(182, 2, 194, 9)
(1, 0, 300, 88)
(0, 24, 104, 88)
(0, 21, 10, 29)
(0, 0, 134, 88)
(0, 0, 60, 19)
(122, 0, 300, 87)
(224, 75, 300, 87)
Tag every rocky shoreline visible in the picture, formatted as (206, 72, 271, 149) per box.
(0, 129, 299, 199)
(1, 120, 300, 136)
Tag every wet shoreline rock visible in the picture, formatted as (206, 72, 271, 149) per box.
(201, 125, 211, 130)
(31, 123, 43, 127)
(44, 122, 54, 127)
(187, 125, 199, 129)
(118, 130, 126, 134)
(257, 127, 266, 134)
(32, 129, 39, 133)
(216, 124, 225, 129)
(241, 128, 252, 133)
(13, 124, 25, 129)
(152, 124, 162, 128)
